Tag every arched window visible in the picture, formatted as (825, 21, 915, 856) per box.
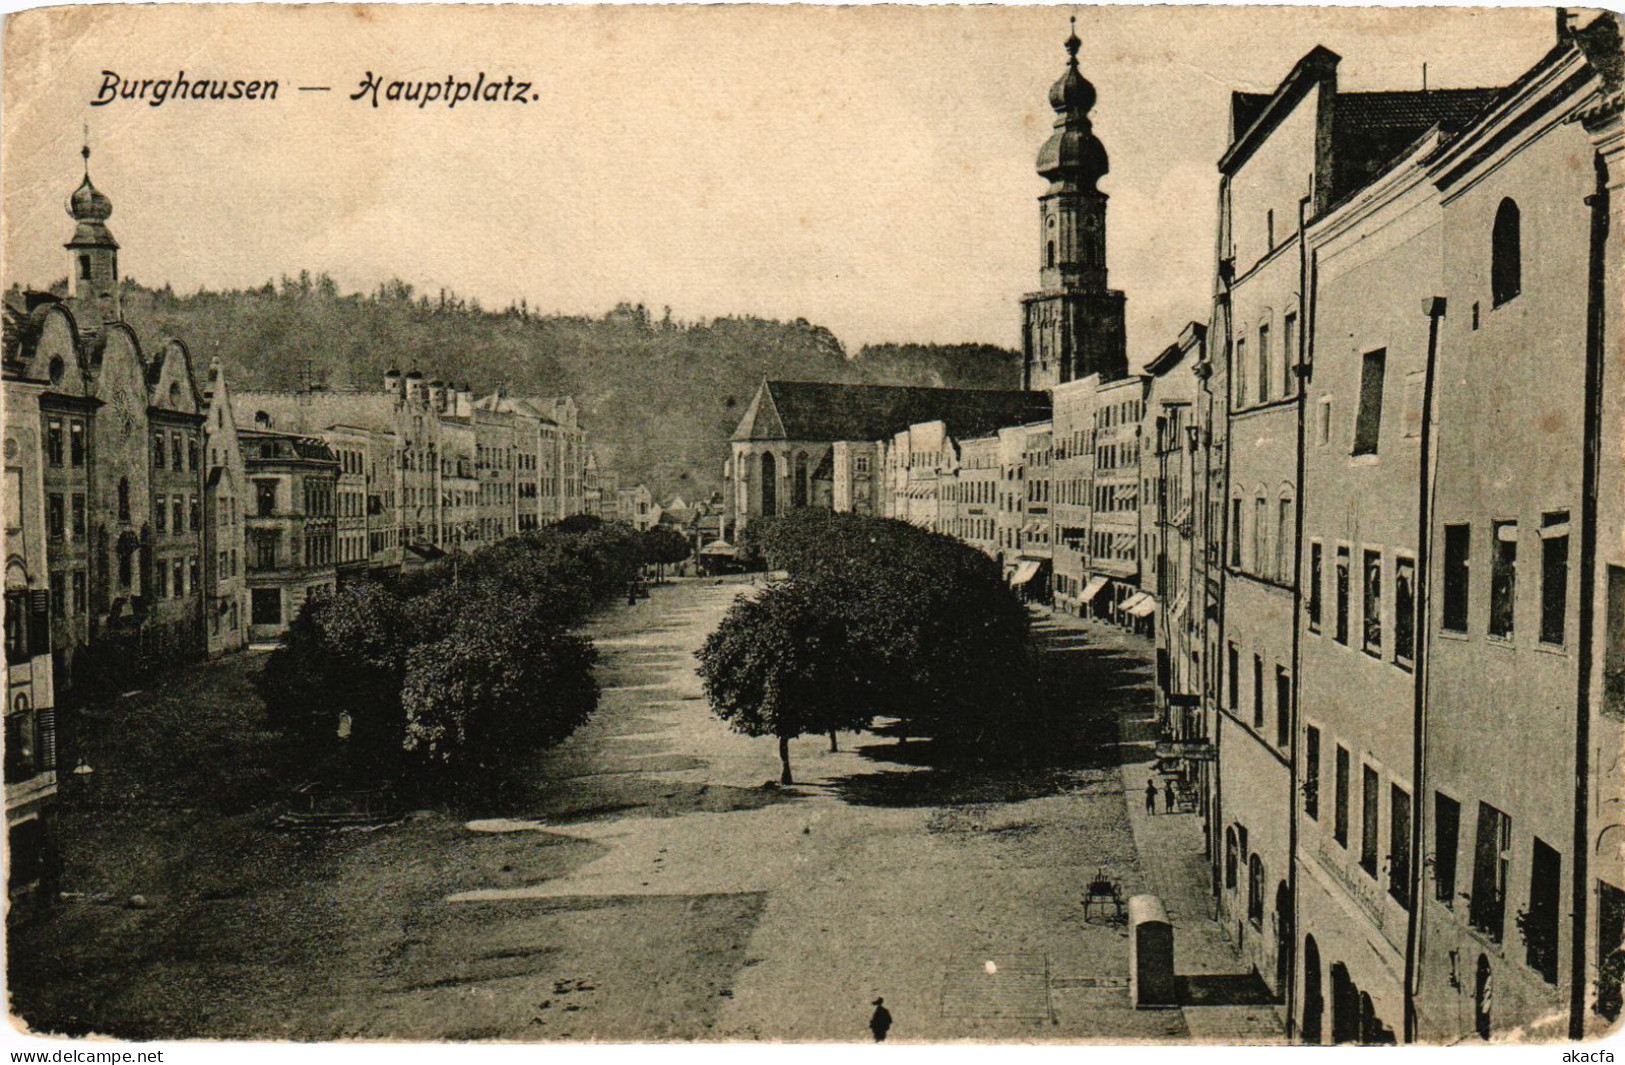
(1248, 854, 1266, 924)
(1046, 240, 1057, 269)
(1492, 198, 1521, 306)
(793, 452, 809, 508)
(760, 452, 778, 517)
(118, 477, 131, 522)
(1225, 826, 1239, 889)
(255, 411, 272, 428)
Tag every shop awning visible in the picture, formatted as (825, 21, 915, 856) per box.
(1120, 591, 1150, 612)
(1079, 575, 1110, 603)
(1127, 594, 1158, 618)
(1010, 560, 1043, 587)
(700, 539, 737, 556)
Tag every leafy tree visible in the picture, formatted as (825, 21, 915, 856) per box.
(401, 595, 597, 772)
(738, 511, 1035, 751)
(640, 525, 692, 581)
(696, 583, 873, 784)
(256, 583, 410, 780)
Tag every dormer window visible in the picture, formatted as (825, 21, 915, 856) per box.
(1491, 198, 1521, 307)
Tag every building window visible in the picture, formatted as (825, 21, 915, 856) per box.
(155, 494, 169, 534)
(69, 421, 85, 467)
(1373, 555, 1407, 669)
(189, 495, 201, 532)
(1334, 745, 1350, 847)
(1234, 338, 1249, 408)
(251, 587, 281, 626)
(1282, 312, 1298, 396)
(1434, 792, 1461, 907)
(172, 559, 184, 597)
(118, 477, 131, 522)
(172, 498, 184, 538)
(71, 494, 85, 539)
(256, 481, 277, 517)
(1318, 397, 1333, 446)
(46, 420, 63, 466)
(1248, 854, 1265, 926)
(1305, 726, 1321, 820)
(1225, 827, 1238, 889)
(47, 494, 64, 540)
(1470, 801, 1511, 942)
(1363, 550, 1383, 655)
(1492, 198, 1521, 307)
(1253, 496, 1267, 576)
(1541, 512, 1570, 646)
(1361, 764, 1380, 878)
(1309, 542, 1323, 631)
(1526, 838, 1561, 983)
(154, 563, 167, 598)
(1275, 667, 1290, 747)
(77, 254, 91, 280)
(72, 570, 86, 615)
(1257, 324, 1272, 404)
(1228, 643, 1239, 711)
(170, 432, 183, 472)
(1230, 498, 1242, 567)
(1490, 521, 1518, 639)
(1444, 524, 1471, 633)
(153, 431, 165, 469)
(1353, 349, 1387, 456)
(1252, 654, 1264, 728)
(1390, 785, 1412, 909)
(1335, 546, 1350, 645)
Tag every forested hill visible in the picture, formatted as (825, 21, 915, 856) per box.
(105, 275, 1020, 498)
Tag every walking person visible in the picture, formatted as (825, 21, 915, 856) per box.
(1164, 779, 1176, 813)
(1144, 778, 1157, 815)
(869, 998, 892, 1042)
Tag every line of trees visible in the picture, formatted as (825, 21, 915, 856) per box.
(256, 519, 645, 792)
(697, 511, 1036, 784)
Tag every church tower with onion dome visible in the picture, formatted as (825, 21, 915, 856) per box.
(65, 143, 121, 331)
(1020, 20, 1127, 391)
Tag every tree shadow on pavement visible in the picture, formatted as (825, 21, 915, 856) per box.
(823, 622, 1156, 808)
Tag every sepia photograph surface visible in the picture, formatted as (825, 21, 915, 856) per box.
(1, 1, 1623, 1049)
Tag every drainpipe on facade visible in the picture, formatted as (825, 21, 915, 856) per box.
(1404, 295, 1447, 1044)
(1284, 189, 1316, 1040)
(1570, 147, 1610, 1042)
(1212, 174, 1237, 912)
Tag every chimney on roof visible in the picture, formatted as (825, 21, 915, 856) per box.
(428, 379, 447, 413)
(384, 368, 402, 397)
(1556, 7, 1579, 38)
(404, 369, 424, 406)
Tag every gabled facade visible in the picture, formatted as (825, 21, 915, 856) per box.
(202, 358, 248, 655)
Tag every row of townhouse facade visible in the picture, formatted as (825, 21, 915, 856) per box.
(1181, 14, 1625, 1044)
(720, 16, 1625, 1044)
(2, 149, 599, 900)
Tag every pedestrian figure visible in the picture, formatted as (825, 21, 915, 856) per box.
(1145, 778, 1157, 815)
(869, 998, 892, 1042)
(1164, 780, 1176, 813)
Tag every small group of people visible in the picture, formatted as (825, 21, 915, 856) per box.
(1144, 776, 1184, 815)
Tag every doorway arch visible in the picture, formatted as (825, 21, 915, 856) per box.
(1301, 935, 1323, 1044)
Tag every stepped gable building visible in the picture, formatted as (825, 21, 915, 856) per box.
(2, 146, 207, 692)
(726, 379, 1050, 534)
(1020, 21, 1127, 393)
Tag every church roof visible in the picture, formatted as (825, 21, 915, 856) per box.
(733, 380, 1051, 444)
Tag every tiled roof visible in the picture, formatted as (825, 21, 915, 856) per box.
(734, 381, 1051, 444)
(239, 429, 338, 465)
(1331, 88, 1504, 201)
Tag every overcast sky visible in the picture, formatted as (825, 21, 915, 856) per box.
(3, 4, 1556, 366)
